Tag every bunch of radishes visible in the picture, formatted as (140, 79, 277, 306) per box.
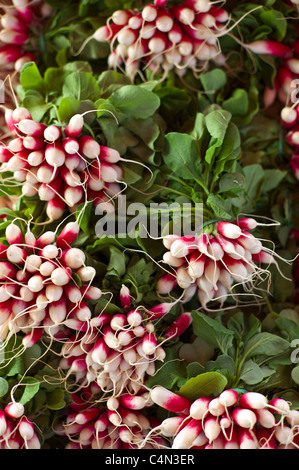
(58, 285, 192, 395)
(157, 218, 275, 308)
(147, 387, 299, 449)
(1, 107, 123, 221)
(85, 0, 296, 81)
(0, 401, 40, 449)
(91, 0, 231, 80)
(0, 220, 102, 345)
(0, 0, 52, 72)
(55, 392, 165, 449)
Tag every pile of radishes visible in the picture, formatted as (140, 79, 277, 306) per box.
(87, 0, 296, 81)
(1, 107, 123, 221)
(58, 285, 191, 396)
(0, 402, 40, 449)
(0, 220, 102, 345)
(157, 218, 276, 308)
(0, 0, 51, 72)
(91, 0, 231, 80)
(148, 387, 299, 449)
(55, 387, 165, 449)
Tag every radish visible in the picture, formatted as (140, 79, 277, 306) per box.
(18, 417, 35, 441)
(6, 245, 27, 264)
(268, 398, 290, 415)
(51, 266, 72, 286)
(142, 5, 158, 22)
(281, 106, 298, 128)
(238, 428, 259, 449)
(74, 408, 101, 425)
(172, 418, 202, 449)
(45, 143, 66, 167)
(0, 410, 7, 436)
(218, 389, 239, 408)
(119, 284, 131, 311)
(150, 386, 192, 415)
(17, 119, 47, 138)
(0, 262, 17, 280)
(147, 301, 175, 319)
(170, 236, 197, 257)
(286, 409, 299, 426)
(44, 125, 62, 142)
(203, 415, 221, 443)
(257, 428, 277, 449)
(163, 312, 192, 339)
(141, 333, 158, 356)
(28, 150, 44, 167)
(254, 409, 276, 429)
(56, 222, 80, 250)
(61, 248, 85, 269)
(5, 402, 24, 419)
(275, 425, 294, 445)
(232, 407, 257, 429)
(239, 392, 268, 410)
(216, 221, 242, 239)
(155, 10, 174, 33)
(6, 223, 23, 245)
(172, 6, 196, 25)
(46, 197, 65, 221)
(65, 114, 84, 138)
(0, 29, 28, 46)
(246, 40, 293, 59)
(79, 135, 100, 159)
(45, 284, 63, 302)
(208, 397, 225, 417)
(156, 273, 178, 294)
(119, 395, 147, 410)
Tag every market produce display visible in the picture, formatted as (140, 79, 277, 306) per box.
(0, 0, 299, 451)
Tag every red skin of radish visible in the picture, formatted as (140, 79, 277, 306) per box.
(46, 196, 65, 221)
(74, 408, 101, 425)
(238, 427, 258, 449)
(154, 0, 168, 6)
(246, 40, 293, 59)
(0, 261, 18, 280)
(120, 284, 131, 311)
(118, 394, 146, 410)
(17, 119, 47, 138)
(0, 147, 14, 163)
(56, 222, 80, 250)
(6, 224, 23, 245)
(157, 273, 178, 294)
(22, 328, 43, 348)
(91, 337, 109, 363)
(256, 428, 277, 449)
(0, 243, 8, 260)
(64, 115, 84, 138)
(147, 302, 173, 319)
